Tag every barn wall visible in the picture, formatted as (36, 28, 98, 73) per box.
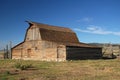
(12, 41, 66, 61)
(12, 41, 46, 60)
(12, 42, 24, 59)
(12, 41, 101, 61)
(41, 41, 66, 61)
(66, 47, 102, 60)
(25, 27, 41, 41)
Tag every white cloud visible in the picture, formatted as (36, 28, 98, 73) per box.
(74, 25, 120, 36)
(77, 17, 93, 23)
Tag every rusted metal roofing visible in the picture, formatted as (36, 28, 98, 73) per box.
(40, 28, 79, 43)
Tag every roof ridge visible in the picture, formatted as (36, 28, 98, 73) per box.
(26, 21, 74, 33)
(26, 20, 68, 28)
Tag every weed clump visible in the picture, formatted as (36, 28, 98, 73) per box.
(14, 62, 32, 70)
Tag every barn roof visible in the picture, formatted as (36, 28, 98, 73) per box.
(40, 28, 79, 43)
(27, 21, 79, 43)
(25, 21, 100, 48)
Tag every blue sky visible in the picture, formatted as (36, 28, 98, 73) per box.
(0, 0, 120, 49)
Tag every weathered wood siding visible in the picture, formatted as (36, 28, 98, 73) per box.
(25, 27, 41, 41)
(66, 47, 102, 60)
(12, 41, 66, 61)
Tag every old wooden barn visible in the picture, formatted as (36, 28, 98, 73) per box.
(12, 21, 102, 61)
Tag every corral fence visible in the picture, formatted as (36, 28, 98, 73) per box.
(0, 41, 12, 59)
(102, 43, 120, 59)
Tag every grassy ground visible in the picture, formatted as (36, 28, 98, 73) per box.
(0, 59, 120, 80)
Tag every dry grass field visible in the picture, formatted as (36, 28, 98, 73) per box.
(0, 59, 120, 80)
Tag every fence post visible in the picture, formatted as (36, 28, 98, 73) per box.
(6, 45, 9, 59)
(9, 41, 12, 59)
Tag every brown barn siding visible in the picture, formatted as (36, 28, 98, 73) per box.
(66, 46, 102, 60)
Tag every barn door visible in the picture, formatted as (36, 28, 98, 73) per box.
(27, 49, 31, 57)
(57, 45, 65, 61)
